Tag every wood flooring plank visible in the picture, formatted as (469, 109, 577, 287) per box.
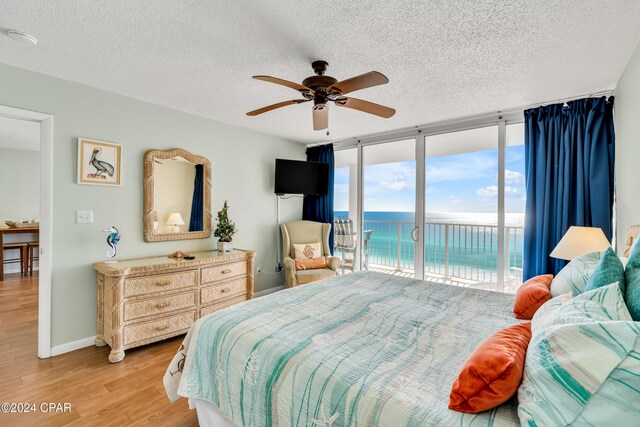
(0, 273, 195, 426)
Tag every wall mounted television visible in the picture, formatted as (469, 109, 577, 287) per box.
(274, 159, 329, 195)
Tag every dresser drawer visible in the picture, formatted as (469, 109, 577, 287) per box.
(124, 291, 197, 321)
(124, 270, 197, 297)
(200, 295, 248, 318)
(201, 278, 246, 304)
(124, 311, 196, 346)
(201, 261, 246, 284)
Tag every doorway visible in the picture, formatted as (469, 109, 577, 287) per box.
(0, 105, 53, 358)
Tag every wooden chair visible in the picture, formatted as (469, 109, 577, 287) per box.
(27, 241, 39, 275)
(334, 217, 372, 273)
(3, 242, 28, 275)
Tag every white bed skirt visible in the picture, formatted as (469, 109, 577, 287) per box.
(188, 398, 236, 427)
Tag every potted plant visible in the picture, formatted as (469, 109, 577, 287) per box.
(214, 200, 237, 252)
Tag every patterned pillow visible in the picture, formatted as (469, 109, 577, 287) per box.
(624, 237, 640, 321)
(293, 242, 322, 260)
(518, 283, 639, 426)
(549, 251, 602, 297)
(584, 247, 625, 294)
(530, 292, 572, 335)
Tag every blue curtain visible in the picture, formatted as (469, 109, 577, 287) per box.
(523, 96, 615, 279)
(302, 144, 335, 252)
(189, 164, 204, 232)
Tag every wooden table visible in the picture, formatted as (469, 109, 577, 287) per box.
(0, 226, 39, 281)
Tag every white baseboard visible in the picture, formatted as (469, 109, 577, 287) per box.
(254, 286, 284, 298)
(51, 335, 96, 357)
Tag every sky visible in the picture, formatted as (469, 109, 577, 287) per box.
(334, 145, 526, 214)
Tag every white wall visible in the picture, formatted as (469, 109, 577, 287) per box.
(0, 146, 40, 273)
(615, 41, 640, 254)
(0, 62, 305, 348)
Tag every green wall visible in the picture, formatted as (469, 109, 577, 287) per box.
(0, 147, 40, 224)
(0, 63, 305, 348)
(615, 41, 640, 254)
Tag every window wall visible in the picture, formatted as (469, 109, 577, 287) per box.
(333, 115, 526, 292)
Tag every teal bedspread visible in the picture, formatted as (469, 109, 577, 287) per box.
(164, 272, 520, 426)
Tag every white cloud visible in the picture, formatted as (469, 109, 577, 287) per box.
(449, 195, 463, 204)
(476, 185, 498, 197)
(379, 173, 410, 191)
(475, 185, 520, 198)
(505, 169, 525, 185)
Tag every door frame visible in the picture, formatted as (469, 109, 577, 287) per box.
(0, 104, 53, 358)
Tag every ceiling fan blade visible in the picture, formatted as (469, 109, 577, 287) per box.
(334, 97, 396, 118)
(253, 76, 314, 94)
(313, 106, 328, 131)
(246, 99, 309, 116)
(327, 71, 389, 95)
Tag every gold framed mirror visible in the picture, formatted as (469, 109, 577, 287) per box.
(143, 148, 211, 242)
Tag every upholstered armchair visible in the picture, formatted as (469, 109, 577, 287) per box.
(280, 220, 341, 287)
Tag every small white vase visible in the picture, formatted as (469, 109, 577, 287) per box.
(217, 241, 233, 252)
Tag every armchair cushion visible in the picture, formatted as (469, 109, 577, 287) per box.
(295, 268, 336, 285)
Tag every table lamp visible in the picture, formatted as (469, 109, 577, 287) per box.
(166, 213, 185, 234)
(550, 226, 610, 260)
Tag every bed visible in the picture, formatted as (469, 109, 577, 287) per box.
(164, 271, 521, 426)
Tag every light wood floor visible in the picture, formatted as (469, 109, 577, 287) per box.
(0, 272, 198, 426)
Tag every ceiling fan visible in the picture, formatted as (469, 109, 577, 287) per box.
(246, 61, 396, 131)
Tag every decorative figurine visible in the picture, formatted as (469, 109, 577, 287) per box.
(103, 226, 120, 258)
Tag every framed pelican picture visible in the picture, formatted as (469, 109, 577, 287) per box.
(77, 138, 122, 186)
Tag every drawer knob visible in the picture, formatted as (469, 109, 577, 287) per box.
(221, 287, 230, 293)
(221, 269, 232, 274)
(155, 324, 169, 331)
(155, 301, 171, 309)
(155, 280, 171, 287)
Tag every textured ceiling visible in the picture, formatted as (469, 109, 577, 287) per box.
(1, 1, 639, 144)
(0, 116, 40, 150)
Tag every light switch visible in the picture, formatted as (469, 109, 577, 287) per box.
(76, 210, 93, 224)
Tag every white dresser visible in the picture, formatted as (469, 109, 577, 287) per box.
(94, 249, 255, 362)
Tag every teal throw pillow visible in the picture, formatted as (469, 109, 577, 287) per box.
(584, 247, 625, 294)
(624, 237, 640, 320)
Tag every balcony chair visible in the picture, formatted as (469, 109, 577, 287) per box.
(334, 217, 372, 273)
(280, 220, 341, 287)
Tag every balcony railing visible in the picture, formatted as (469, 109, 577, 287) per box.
(360, 220, 524, 289)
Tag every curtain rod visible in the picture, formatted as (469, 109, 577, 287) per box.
(306, 89, 614, 147)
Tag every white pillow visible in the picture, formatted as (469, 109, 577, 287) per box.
(530, 292, 572, 335)
(518, 283, 637, 426)
(293, 242, 322, 260)
(550, 251, 603, 297)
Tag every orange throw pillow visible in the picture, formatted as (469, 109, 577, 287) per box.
(294, 257, 328, 271)
(449, 322, 532, 413)
(513, 274, 553, 319)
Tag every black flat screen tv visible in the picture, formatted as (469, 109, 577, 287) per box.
(274, 159, 329, 195)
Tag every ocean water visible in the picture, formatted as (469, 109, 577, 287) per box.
(334, 211, 524, 280)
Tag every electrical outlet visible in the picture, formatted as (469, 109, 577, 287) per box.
(75, 210, 93, 224)
(257, 266, 262, 274)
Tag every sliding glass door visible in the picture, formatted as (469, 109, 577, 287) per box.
(332, 117, 525, 291)
(362, 139, 416, 276)
(424, 126, 500, 290)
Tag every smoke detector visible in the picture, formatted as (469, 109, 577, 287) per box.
(7, 30, 38, 46)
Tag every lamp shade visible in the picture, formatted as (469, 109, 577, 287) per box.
(549, 226, 610, 261)
(165, 213, 185, 226)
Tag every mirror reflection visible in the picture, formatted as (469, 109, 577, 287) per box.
(153, 158, 204, 235)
